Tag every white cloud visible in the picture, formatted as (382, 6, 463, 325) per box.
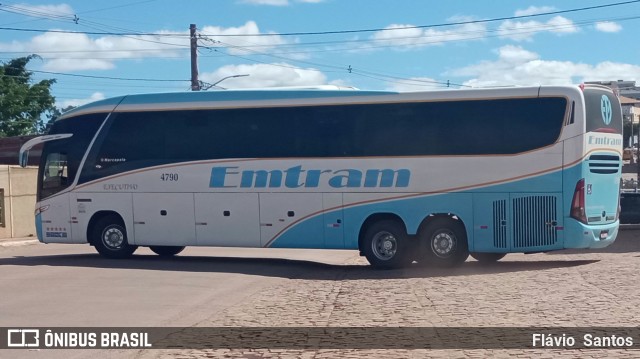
(6, 3, 75, 18)
(199, 21, 288, 55)
(547, 16, 579, 34)
(0, 21, 289, 72)
(0, 29, 185, 71)
(498, 15, 578, 41)
(368, 17, 487, 50)
(386, 77, 448, 92)
(199, 63, 327, 88)
(59, 92, 105, 108)
(514, 6, 556, 17)
(450, 45, 640, 88)
(595, 21, 622, 33)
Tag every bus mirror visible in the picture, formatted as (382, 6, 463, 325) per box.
(18, 133, 73, 168)
(19, 150, 29, 168)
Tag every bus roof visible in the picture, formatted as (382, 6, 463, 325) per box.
(58, 88, 393, 120)
(57, 84, 592, 121)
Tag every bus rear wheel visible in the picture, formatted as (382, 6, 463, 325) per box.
(419, 217, 469, 267)
(149, 246, 185, 257)
(470, 252, 506, 263)
(92, 215, 137, 259)
(362, 220, 412, 269)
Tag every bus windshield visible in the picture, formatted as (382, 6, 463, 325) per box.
(38, 114, 106, 200)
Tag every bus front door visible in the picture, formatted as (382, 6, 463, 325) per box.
(38, 196, 74, 243)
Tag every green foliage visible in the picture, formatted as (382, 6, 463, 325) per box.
(0, 55, 56, 137)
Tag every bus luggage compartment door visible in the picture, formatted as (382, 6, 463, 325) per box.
(132, 193, 196, 246)
(259, 193, 325, 248)
(194, 193, 260, 247)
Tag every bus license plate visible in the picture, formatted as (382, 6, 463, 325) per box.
(599, 231, 608, 240)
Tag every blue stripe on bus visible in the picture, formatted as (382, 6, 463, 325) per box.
(268, 161, 619, 252)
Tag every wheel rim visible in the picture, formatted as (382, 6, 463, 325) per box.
(102, 226, 125, 250)
(371, 231, 397, 260)
(431, 229, 456, 258)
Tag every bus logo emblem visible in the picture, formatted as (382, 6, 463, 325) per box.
(601, 95, 612, 125)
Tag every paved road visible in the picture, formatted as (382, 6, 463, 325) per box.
(1, 233, 640, 358)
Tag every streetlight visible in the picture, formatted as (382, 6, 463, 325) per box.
(201, 74, 250, 90)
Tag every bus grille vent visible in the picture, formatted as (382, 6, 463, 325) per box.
(493, 200, 507, 248)
(588, 154, 620, 174)
(512, 196, 558, 248)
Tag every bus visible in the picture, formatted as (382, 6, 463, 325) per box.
(19, 84, 622, 269)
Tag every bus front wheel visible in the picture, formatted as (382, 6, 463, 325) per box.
(92, 215, 138, 259)
(470, 252, 506, 263)
(362, 220, 412, 269)
(420, 217, 469, 267)
(149, 246, 185, 257)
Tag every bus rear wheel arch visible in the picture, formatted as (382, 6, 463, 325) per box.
(90, 213, 138, 259)
(418, 215, 469, 267)
(360, 217, 413, 269)
(149, 246, 185, 257)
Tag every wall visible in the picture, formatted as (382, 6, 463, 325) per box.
(0, 166, 38, 239)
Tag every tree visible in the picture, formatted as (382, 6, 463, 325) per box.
(0, 55, 56, 137)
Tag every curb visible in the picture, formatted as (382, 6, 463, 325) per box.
(619, 224, 640, 230)
(0, 239, 39, 248)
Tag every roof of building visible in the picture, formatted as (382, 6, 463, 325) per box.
(621, 95, 640, 105)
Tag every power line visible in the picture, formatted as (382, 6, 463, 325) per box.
(76, 0, 162, 15)
(1, 67, 187, 82)
(197, 14, 640, 59)
(0, 4, 77, 23)
(2, 0, 640, 38)
(200, 40, 467, 89)
(0, 26, 190, 36)
(193, 8, 640, 90)
(200, 0, 640, 37)
(30, 69, 187, 82)
(2, 1, 638, 92)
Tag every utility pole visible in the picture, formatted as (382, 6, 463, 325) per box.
(190, 24, 200, 91)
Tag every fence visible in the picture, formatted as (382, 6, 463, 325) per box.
(0, 166, 38, 239)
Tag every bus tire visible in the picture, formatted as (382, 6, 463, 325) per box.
(362, 220, 412, 269)
(420, 217, 469, 267)
(92, 215, 137, 259)
(470, 252, 506, 263)
(149, 246, 185, 257)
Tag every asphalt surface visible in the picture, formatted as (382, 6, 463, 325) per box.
(1, 231, 639, 358)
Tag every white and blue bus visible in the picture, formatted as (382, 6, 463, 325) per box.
(20, 84, 622, 268)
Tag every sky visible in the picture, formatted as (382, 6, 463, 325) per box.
(1, 0, 640, 109)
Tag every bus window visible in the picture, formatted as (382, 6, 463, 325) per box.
(584, 89, 622, 133)
(38, 113, 106, 200)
